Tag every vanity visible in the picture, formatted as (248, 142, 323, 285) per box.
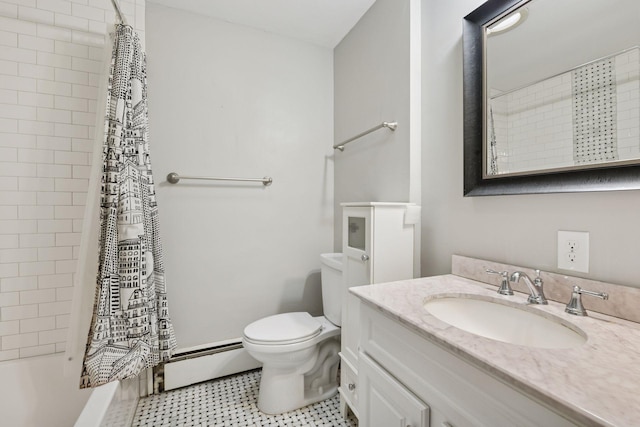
(348, 255, 640, 427)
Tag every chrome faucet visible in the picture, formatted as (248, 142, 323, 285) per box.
(510, 270, 547, 305)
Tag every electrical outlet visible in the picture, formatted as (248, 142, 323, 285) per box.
(558, 231, 589, 273)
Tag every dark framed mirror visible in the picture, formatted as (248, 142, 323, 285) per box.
(463, 0, 640, 196)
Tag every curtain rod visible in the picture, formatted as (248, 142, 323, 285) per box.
(110, 0, 127, 25)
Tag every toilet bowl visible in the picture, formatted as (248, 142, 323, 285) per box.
(242, 253, 344, 415)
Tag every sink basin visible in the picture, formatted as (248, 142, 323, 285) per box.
(424, 295, 586, 349)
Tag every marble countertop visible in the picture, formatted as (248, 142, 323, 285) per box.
(351, 274, 640, 427)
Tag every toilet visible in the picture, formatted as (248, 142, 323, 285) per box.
(242, 253, 344, 414)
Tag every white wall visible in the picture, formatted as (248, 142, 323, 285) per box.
(421, 0, 640, 288)
(333, 0, 421, 250)
(146, 4, 334, 350)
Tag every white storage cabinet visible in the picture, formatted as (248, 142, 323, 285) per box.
(338, 202, 416, 420)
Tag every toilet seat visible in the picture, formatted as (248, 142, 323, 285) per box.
(243, 312, 322, 345)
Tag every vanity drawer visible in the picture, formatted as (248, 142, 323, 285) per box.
(339, 353, 359, 419)
(359, 303, 577, 427)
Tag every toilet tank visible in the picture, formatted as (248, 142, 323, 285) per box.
(320, 253, 343, 326)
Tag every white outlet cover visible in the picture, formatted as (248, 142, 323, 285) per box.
(557, 230, 589, 273)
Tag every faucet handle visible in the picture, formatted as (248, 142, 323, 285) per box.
(534, 269, 543, 284)
(485, 268, 513, 296)
(565, 285, 609, 316)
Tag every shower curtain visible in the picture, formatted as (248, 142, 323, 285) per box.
(489, 105, 499, 175)
(79, 24, 176, 388)
(572, 57, 618, 165)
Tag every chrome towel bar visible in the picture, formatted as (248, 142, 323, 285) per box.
(166, 172, 272, 186)
(333, 121, 398, 151)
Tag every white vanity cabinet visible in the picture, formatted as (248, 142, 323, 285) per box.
(358, 303, 578, 427)
(339, 202, 417, 420)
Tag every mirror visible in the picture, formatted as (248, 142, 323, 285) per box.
(463, 0, 640, 196)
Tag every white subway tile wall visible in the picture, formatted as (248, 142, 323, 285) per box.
(490, 48, 639, 175)
(0, 0, 145, 361)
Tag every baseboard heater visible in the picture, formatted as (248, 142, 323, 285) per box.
(154, 340, 261, 392)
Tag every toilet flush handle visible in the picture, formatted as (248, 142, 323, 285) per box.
(361, 254, 369, 262)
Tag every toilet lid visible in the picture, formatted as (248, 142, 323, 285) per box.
(243, 312, 322, 345)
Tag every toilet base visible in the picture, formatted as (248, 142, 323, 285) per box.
(257, 338, 340, 415)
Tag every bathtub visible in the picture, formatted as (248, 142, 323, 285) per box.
(75, 376, 139, 427)
(0, 354, 91, 427)
(0, 354, 140, 427)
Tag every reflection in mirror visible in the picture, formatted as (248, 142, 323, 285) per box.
(484, 0, 640, 178)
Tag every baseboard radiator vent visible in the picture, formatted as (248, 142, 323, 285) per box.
(153, 341, 261, 393)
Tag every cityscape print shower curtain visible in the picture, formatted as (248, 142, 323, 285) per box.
(80, 24, 176, 388)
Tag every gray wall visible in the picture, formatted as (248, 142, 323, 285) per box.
(147, 4, 334, 350)
(333, 0, 421, 251)
(421, 0, 640, 288)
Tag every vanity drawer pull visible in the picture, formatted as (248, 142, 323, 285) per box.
(348, 383, 356, 391)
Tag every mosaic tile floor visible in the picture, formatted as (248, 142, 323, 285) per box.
(131, 369, 358, 426)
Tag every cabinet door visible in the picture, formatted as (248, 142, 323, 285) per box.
(359, 353, 429, 427)
(339, 354, 359, 419)
(343, 208, 372, 287)
(342, 291, 360, 364)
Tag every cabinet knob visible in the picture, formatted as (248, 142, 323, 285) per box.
(361, 254, 370, 262)
(348, 383, 356, 391)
